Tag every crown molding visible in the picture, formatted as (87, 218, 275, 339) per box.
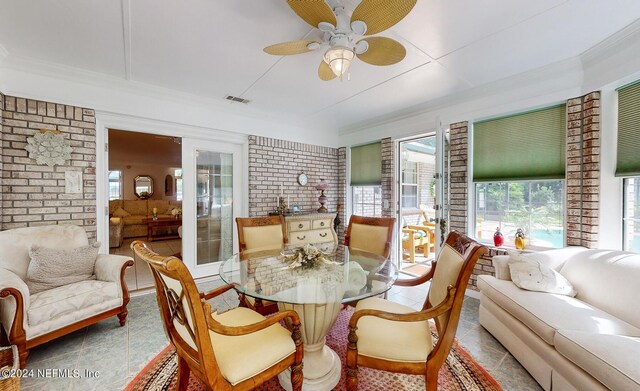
(338, 56, 584, 137)
(0, 54, 310, 128)
(581, 18, 640, 68)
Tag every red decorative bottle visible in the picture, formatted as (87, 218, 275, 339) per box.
(493, 227, 504, 247)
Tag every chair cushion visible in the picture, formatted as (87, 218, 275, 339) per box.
(554, 330, 640, 391)
(242, 225, 284, 251)
(28, 280, 119, 326)
(26, 242, 100, 294)
(402, 230, 425, 241)
(354, 297, 432, 363)
(210, 307, 295, 386)
(349, 223, 389, 257)
(477, 276, 640, 346)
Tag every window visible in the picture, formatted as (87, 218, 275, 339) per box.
(352, 186, 382, 217)
(174, 168, 183, 201)
(623, 178, 640, 252)
(475, 180, 564, 248)
(401, 161, 418, 208)
(473, 105, 566, 248)
(108, 170, 122, 200)
(351, 142, 382, 217)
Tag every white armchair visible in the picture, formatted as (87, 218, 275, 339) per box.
(0, 225, 133, 368)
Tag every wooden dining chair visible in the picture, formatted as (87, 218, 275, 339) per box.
(131, 241, 303, 391)
(235, 216, 287, 314)
(344, 215, 396, 259)
(346, 231, 488, 391)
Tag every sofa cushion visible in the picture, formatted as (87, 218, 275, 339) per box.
(555, 329, 640, 391)
(508, 253, 576, 296)
(123, 200, 148, 216)
(26, 242, 100, 294)
(112, 207, 130, 218)
(27, 280, 119, 326)
(477, 276, 640, 345)
(123, 216, 147, 225)
(0, 225, 89, 280)
(560, 250, 640, 329)
(493, 247, 588, 281)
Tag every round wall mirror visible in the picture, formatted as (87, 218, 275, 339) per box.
(134, 175, 154, 199)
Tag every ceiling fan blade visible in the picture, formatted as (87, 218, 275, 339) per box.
(351, 0, 417, 35)
(356, 37, 406, 66)
(318, 60, 337, 81)
(264, 40, 318, 55)
(287, 0, 337, 29)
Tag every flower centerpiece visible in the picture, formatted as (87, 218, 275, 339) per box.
(282, 244, 340, 270)
(171, 207, 182, 219)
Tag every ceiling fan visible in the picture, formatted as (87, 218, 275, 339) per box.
(264, 0, 417, 81)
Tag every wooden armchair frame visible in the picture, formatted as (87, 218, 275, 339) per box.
(344, 215, 396, 259)
(131, 241, 303, 391)
(235, 216, 287, 315)
(346, 231, 487, 391)
(402, 224, 435, 263)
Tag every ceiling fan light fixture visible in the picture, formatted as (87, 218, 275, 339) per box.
(323, 46, 355, 77)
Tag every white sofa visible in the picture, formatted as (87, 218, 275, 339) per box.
(0, 225, 134, 367)
(478, 247, 640, 391)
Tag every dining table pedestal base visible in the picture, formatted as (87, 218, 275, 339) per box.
(277, 301, 342, 391)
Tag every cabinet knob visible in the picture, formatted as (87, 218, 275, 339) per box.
(320, 233, 327, 238)
(297, 235, 306, 240)
(298, 223, 304, 228)
(320, 222, 325, 226)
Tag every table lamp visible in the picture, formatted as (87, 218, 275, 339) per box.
(315, 179, 329, 212)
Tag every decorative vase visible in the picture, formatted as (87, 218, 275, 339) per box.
(515, 228, 526, 250)
(493, 227, 504, 247)
(315, 179, 329, 213)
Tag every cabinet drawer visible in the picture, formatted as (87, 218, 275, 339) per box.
(288, 220, 310, 232)
(289, 229, 334, 245)
(312, 219, 332, 229)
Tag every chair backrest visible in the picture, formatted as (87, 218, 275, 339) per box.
(131, 241, 221, 386)
(236, 216, 287, 252)
(344, 215, 396, 259)
(424, 231, 487, 353)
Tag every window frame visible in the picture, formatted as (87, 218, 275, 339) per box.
(401, 161, 419, 209)
(622, 177, 640, 252)
(352, 185, 383, 217)
(108, 170, 123, 200)
(473, 179, 566, 250)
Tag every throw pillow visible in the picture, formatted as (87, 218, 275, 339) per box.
(508, 252, 577, 296)
(27, 242, 101, 294)
(112, 207, 130, 218)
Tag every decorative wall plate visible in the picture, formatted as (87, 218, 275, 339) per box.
(25, 130, 72, 167)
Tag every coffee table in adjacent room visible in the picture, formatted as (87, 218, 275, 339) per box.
(143, 217, 182, 242)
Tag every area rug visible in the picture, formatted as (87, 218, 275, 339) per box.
(126, 308, 502, 390)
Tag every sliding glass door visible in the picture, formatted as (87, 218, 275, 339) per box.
(182, 139, 244, 278)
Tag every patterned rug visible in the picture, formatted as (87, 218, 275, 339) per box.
(126, 308, 502, 390)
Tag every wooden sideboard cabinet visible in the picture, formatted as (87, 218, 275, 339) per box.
(284, 213, 338, 252)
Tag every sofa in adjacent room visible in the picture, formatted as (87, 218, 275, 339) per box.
(109, 199, 182, 238)
(478, 247, 640, 390)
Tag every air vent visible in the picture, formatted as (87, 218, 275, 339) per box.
(225, 95, 250, 104)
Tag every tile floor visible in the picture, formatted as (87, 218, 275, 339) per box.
(22, 278, 543, 391)
(110, 238, 182, 291)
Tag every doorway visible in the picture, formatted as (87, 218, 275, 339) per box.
(106, 129, 183, 291)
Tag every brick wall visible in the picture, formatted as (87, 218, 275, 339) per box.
(0, 92, 4, 229)
(418, 161, 436, 209)
(566, 92, 601, 248)
(1, 96, 97, 239)
(247, 135, 345, 242)
(337, 147, 347, 238)
(381, 137, 395, 218)
(448, 121, 469, 234)
(469, 246, 508, 290)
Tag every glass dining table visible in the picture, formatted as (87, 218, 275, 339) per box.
(219, 245, 398, 391)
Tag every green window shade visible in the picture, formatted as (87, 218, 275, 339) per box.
(616, 81, 640, 177)
(351, 142, 382, 186)
(473, 105, 566, 182)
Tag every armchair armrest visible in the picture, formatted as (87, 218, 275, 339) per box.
(203, 302, 301, 337)
(349, 285, 455, 328)
(200, 283, 238, 300)
(407, 224, 434, 233)
(94, 254, 134, 298)
(393, 260, 435, 287)
(0, 268, 30, 341)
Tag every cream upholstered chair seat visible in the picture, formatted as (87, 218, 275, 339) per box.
(354, 297, 432, 363)
(210, 307, 296, 385)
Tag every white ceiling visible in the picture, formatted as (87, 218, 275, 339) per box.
(1, 0, 639, 134)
